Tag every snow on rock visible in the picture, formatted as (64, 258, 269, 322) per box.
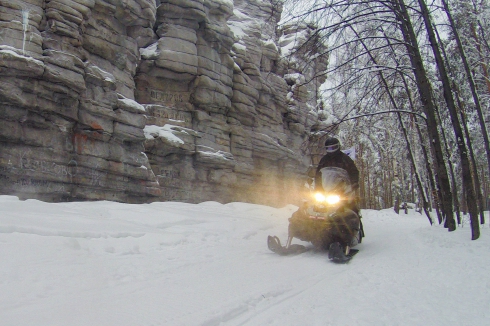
(0, 45, 45, 77)
(144, 125, 185, 144)
(116, 94, 146, 113)
(139, 42, 159, 59)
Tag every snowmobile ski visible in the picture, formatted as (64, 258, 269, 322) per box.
(267, 235, 308, 256)
(328, 242, 359, 263)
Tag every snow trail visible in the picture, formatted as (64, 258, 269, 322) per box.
(0, 196, 489, 325)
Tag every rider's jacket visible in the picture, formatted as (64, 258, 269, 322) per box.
(315, 151, 359, 192)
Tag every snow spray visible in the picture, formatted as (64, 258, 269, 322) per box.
(21, 9, 29, 56)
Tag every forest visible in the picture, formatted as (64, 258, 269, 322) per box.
(282, 0, 490, 239)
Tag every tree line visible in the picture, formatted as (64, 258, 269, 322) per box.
(283, 0, 490, 239)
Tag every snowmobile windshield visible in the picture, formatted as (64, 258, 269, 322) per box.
(319, 167, 353, 195)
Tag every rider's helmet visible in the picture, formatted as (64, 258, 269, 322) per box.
(325, 137, 341, 153)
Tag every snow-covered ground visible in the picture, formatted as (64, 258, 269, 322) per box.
(1, 195, 489, 325)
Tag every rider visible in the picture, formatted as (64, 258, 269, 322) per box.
(315, 137, 360, 215)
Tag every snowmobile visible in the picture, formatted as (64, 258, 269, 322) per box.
(268, 167, 363, 263)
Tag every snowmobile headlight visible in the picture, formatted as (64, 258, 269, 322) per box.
(314, 192, 326, 202)
(325, 194, 341, 205)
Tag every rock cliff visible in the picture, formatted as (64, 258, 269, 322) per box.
(0, 0, 327, 206)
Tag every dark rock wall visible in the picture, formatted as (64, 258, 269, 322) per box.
(0, 0, 327, 206)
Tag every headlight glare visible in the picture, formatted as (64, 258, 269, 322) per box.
(325, 195, 341, 205)
(314, 192, 326, 202)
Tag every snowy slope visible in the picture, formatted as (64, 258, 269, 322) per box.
(0, 195, 489, 325)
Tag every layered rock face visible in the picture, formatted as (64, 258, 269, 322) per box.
(0, 0, 327, 206)
(0, 0, 160, 203)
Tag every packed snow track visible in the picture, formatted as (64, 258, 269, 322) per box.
(1, 196, 489, 325)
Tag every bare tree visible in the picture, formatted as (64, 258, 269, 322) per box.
(283, 0, 487, 237)
(391, 0, 456, 230)
(415, 0, 479, 238)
